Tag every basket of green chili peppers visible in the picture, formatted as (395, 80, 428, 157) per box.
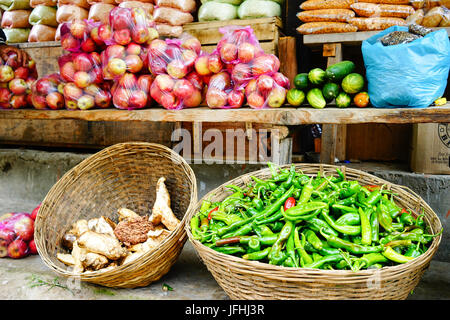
(185, 163, 443, 300)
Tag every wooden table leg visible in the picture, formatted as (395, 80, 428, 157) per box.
(320, 43, 347, 164)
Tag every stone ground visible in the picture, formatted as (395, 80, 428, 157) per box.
(0, 148, 449, 300)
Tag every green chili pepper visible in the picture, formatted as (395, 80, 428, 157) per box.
(377, 203, 394, 232)
(365, 189, 382, 206)
(247, 237, 261, 252)
(332, 204, 358, 213)
(282, 202, 328, 221)
(336, 212, 360, 226)
(359, 207, 372, 246)
(306, 217, 339, 237)
(318, 247, 341, 256)
(256, 185, 295, 219)
(252, 224, 274, 237)
(336, 168, 346, 182)
(221, 222, 254, 238)
(384, 240, 412, 248)
(305, 229, 323, 251)
(370, 208, 379, 243)
(304, 254, 344, 269)
(251, 198, 264, 211)
(320, 229, 383, 255)
(282, 257, 296, 267)
(190, 214, 202, 240)
(255, 209, 283, 225)
(405, 242, 422, 258)
(286, 227, 299, 268)
(336, 194, 357, 206)
(242, 247, 271, 260)
(400, 211, 415, 226)
(212, 246, 245, 255)
(268, 220, 294, 265)
(381, 196, 401, 218)
(321, 209, 361, 236)
(281, 164, 296, 189)
(294, 227, 313, 266)
(269, 221, 284, 232)
(354, 253, 388, 270)
(211, 211, 243, 226)
(298, 177, 314, 204)
(382, 246, 415, 264)
(339, 181, 361, 198)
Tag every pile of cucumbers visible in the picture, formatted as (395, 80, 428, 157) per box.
(287, 61, 369, 109)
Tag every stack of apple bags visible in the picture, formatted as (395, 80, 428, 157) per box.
(200, 26, 290, 109)
(0, 204, 41, 259)
(31, 6, 159, 110)
(0, 52, 38, 109)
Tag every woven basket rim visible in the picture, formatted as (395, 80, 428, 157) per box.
(185, 163, 442, 280)
(36, 142, 197, 281)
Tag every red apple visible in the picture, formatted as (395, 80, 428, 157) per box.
(118, 73, 137, 89)
(231, 63, 251, 84)
(110, 7, 131, 30)
(74, 53, 93, 72)
(238, 42, 257, 63)
(8, 78, 27, 95)
(154, 74, 174, 92)
(220, 42, 238, 62)
(108, 58, 127, 76)
(256, 74, 275, 93)
(160, 92, 179, 110)
(90, 26, 104, 46)
(7, 239, 28, 259)
(0, 87, 11, 104)
(209, 72, 231, 91)
(137, 74, 153, 93)
(112, 87, 130, 109)
(113, 29, 131, 46)
(167, 59, 188, 79)
(0, 228, 15, 245)
(149, 39, 167, 57)
(173, 79, 194, 100)
(94, 89, 112, 108)
(252, 54, 280, 76)
(132, 25, 149, 44)
(63, 82, 83, 100)
(13, 215, 34, 242)
(206, 88, 228, 109)
(181, 49, 197, 68)
(90, 52, 102, 65)
(81, 38, 96, 53)
(150, 83, 162, 103)
(0, 242, 8, 257)
(98, 24, 112, 42)
(73, 71, 92, 88)
(14, 67, 29, 80)
(207, 54, 223, 74)
(129, 90, 147, 109)
(124, 54, 143, 73)
(183, 88, 202, 108)
(6, 53, 20, 69)
(30, 203, 41, 220)
(228, 89, 244, 108)
(126, 43, 142, 56)
(70, 20, 88, 39)
(46, 92, 64, 110)
(247, 91, 265, 109)
(147, 27, 159, 43)
(106, 44, 126, 59)
(10, 95, 27, 109)
(28, 239, 38, 255)
(31, 94, 47, 109)
(61, 33, 80, 51)
(186, 71, 203, 90)
(182, 37, 202, 54)
(35, 78, 56, 95)
(0, 65, 15, 82)
(60, 61, 76, 82)
(194, 55, 211, 76)
(89, 67, 103, 84)
(272, 72, 290, 89)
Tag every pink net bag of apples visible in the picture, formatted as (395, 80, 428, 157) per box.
(148, 34, 204, 110)
(0, 204, 40, 259)
(60, 19, 106, 53)
(0, 52, 38, 110)
(203, 25, 290, 109)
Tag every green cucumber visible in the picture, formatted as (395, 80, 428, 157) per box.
(294, 73, 309, 90)
(308, 68, 326, 86)
(306, 88, 326, 109)
(325, 61, 355, 82)
(322, 82, 340, 102)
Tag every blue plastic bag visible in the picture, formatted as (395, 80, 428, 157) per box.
(361, 26, 450, 108)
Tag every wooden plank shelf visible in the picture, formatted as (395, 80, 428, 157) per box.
(303, 27, 450, 46)
(0, 105, 448, 125)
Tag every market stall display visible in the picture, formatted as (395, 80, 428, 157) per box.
(186, 163, 443, 299)
(34, 142, 197, 288)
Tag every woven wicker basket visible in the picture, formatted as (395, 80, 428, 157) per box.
(185, 163, 442, 300)
(34, 142, 197, 288)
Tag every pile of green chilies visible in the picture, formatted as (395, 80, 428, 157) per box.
(190, 163, 441, 271)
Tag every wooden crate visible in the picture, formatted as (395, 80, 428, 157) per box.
(183, 17, 283, 55)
